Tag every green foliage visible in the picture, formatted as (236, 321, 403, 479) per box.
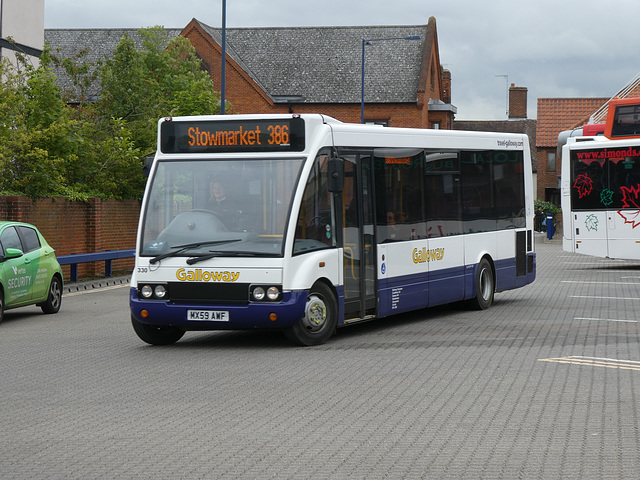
(0, 51, 71, 198)
(97, 28, 220, 154)
(534, 199, 561, 215)
(0, 27, 221, 200)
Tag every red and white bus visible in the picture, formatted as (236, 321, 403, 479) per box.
(561, 98, 640, 259)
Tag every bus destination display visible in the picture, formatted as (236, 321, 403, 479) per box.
(160, 117, 305, 153)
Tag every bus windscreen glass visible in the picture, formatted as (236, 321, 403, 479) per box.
(140, 157, 304, 258)
(610, 104, 640, 138)
(570, 146, 640, 210)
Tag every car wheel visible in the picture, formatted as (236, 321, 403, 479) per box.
(41, 275, 62, 314)
(0, 290, 4, 324)
(131, 315, 185, 345)
(285, 282, 337, 346)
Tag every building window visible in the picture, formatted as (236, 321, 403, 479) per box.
(547, 152, 556, 172)
(545, 187, 560, 206)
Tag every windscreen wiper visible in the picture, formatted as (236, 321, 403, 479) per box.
(149, 239, 241, 264)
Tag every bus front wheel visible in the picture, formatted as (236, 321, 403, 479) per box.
(285, 283, 337, 346)
(468, 258, 494, 310)
(131, 315, 185, 345)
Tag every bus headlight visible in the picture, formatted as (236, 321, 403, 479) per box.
(253, 287, 265, 301)
(267, 286, 280, 300)
(251, 285, 282, 302)
(139, 284, 169, 300)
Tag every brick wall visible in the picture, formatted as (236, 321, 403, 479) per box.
(536, 147, 560, 199)
(0, 197, 140, 281)
(287, 103, 424, 127)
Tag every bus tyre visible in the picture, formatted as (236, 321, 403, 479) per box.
(469, 258, 494, 310)
(286, 283, 337, 346)
(41, 275, 62, 314)
(131, 315, 185, 345)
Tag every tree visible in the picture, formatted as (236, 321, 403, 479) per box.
(96, 27, 221, 153)
(73, 27, 221, 199)
(0, 27, 221, 200)
(0, 49, 72, 197)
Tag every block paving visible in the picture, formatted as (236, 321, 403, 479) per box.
(1, 234, 640, 479)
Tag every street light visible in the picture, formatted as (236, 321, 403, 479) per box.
(361, 35, 421, 124)
(221, 0, 226, 115)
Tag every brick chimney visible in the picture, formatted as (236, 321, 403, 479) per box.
(441, 69, 451, 104)
(508, 84, 527, 119)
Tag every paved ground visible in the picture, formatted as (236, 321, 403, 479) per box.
(1, 233, 640, 479)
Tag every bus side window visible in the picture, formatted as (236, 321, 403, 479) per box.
(374, 148, 427, 242)
(293, 151, 334, 254)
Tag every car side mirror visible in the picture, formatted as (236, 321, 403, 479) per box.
(4, 247, 24, 259)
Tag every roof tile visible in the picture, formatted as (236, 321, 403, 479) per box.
(536, 97, 608, 147)
(45, 23, 429, 105)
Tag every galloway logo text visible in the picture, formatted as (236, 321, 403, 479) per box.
(176, 268, 240, 282)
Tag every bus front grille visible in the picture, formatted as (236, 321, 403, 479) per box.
(168, 282, 249, 304)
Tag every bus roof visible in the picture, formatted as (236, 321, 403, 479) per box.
(157, 114, 529, 156)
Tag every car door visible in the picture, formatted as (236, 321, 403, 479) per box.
(17, 226, 48, 302)
(0, 226, 34, 306)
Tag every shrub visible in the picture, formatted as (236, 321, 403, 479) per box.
(534, 199, 561, 215)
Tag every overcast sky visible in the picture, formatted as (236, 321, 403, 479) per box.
(44, 0, 640, 120)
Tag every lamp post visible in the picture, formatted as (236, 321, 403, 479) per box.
(221, 0, 226, 115)
(361, 35, 421, 124)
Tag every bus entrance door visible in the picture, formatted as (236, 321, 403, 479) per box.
(342, 154, 377, 322)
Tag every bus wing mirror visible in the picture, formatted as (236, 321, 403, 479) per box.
(143, 154, 155, 178)
(328, 156, 344, 193)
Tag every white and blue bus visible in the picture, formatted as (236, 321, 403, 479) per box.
(130, 114, 536, 346)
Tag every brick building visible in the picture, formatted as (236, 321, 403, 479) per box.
(45, 17, 455, 129)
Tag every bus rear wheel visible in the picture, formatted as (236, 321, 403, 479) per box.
(468, 258, 494, 310)
(285, 283, 337, 346)
(131, 315, 185, 345)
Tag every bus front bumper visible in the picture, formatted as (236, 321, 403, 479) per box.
(130, 288, 308, 330)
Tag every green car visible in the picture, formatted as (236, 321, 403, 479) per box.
(0, 221, 63, 322)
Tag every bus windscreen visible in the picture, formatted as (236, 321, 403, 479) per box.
(570, 147, 640, 210)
